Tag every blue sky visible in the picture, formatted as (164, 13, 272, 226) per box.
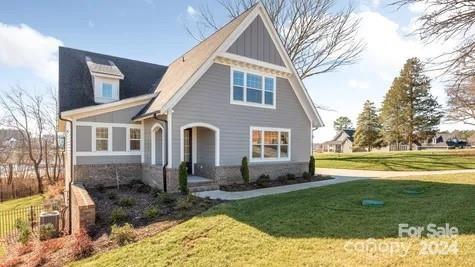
(0, 0, 473, 142)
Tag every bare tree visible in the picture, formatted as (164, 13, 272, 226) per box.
(393, 0, 475, 83)
(43, 89, 62, 184)
(187, 0, 365, 79)
(446, 78, 475, 125)
(0, 88, 47, 193)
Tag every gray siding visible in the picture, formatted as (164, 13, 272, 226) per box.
(197, 127, 215, 165)
(76, 155, 141, 165)
(155, 130, 163, 165)
(76, 126, 92, 152)
(171, 63, 310, 167)
(113, 127, 126, 151)
(227, 16, 285, 66)
(143, 117, 167, 165)
(78, 105, 144, 124)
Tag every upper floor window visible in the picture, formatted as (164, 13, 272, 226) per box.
(101, 83, 113, 98)
(231, 70, 275, 108)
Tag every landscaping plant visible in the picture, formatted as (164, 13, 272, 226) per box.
(39, 223, 57, 241)
(302, 171, 311, 181)
(110, 223, 136, 246)
(110, 207, 128, 224)
(179, 161, 188, 194)
(72, 228, 93, 259)
(118, 197, 135, 207)
(143, 207, 159, 219)
(256, 174, 270, 187)
(309, 155, 315, 176)
(240, 156, 250, 183)
(15, 219, 31, 245)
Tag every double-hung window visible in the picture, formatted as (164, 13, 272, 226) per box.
(232, 70, 275, 108)
(101, 83, 113, 98)
(251, 127, 290, 161)
(95, 127, 109, 151)
(129, 128, 141, 151)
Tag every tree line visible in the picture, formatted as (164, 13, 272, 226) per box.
(334, 58, 443, 151)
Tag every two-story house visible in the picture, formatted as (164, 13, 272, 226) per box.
(59, 3, 323, 192)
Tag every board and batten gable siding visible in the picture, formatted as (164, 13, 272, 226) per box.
(227, 16, 285, 67)
(171, 63, 311, 167)
(74, 104, 145, 165)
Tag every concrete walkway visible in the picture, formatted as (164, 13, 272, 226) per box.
(194, 176, 365, 200)
(316, 168, 475, 178)
(194, 168, 475, 200)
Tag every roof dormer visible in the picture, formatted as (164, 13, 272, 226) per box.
(86, 56, 124, 104)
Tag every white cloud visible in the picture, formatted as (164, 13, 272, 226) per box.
(348, 79, 370, 89)
(408, 2, 427, 13)
(187, 6, 197, 17)
(371, 0, 381, 8)
(0, 23, 62, 84)
(88, 20, 95, 28)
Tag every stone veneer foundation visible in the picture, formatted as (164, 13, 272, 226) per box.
(74, 162, 307, 192)
(74, 163, 142, 188)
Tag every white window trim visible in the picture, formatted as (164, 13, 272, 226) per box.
(249, 126, 291, 162)
(230, 68, 276, 109)
(75, 121, 142, 156)
(129, 128, 141, 151)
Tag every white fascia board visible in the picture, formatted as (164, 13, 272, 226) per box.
(61, 93, 155, 120)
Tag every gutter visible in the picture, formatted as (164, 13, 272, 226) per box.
(152, 113, 168, 192)
(58, 114, 73, 234)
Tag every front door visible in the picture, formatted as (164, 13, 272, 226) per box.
(183, 128, 192, 174)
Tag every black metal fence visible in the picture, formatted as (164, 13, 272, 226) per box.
(0, 205, 42, 238)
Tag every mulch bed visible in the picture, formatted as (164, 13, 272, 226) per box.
(220, 175, 334, 192)
(1, 182, 222, 267)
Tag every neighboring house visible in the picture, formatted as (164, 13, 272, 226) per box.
(420, 133, 468, 149)
(59, 3, 323, 193)
(322, 130, 354, 153)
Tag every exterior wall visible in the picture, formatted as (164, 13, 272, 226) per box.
(71, 184, 95, 234)
(196, 127, 215, 165)
(74, 163, 142, 188)
(142, 164, 164, 190)
(112, 127, 126, 151)
(227, 16, 285, 66)
(171, 63, 311, 168)
(342, 140, 353, 153)
(195, 162, 307, 185)
(76, 126, 92, 152)
(143, 117, 167, 165)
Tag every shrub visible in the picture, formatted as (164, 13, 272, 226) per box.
(143, 207, 159, 219)
(240, 156, 250, 183)
(178, 161, 188, 194)
(302, 171, 311, 181)
(72, 228, 93, 259)
(110, 223, 136, 246)
(158, 193, 175, 205)
(110, 207, 128, 224)
(256, 174, 270, 187)
(107, 191, 117, 200)
(150, 188, 162, 197)
(39, 223, 57, 241)
(286, 173, 296, 180)
(15, 219, 31, 245)
(118, 197, 135, 207)
(136, 184, 151, 193)
(277, 175, 288, 184)
(95, 183, 105, 193)
(175, 194, 195, 210)
(309, 155, 315, 176)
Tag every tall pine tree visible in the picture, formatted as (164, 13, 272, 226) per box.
(354, 100, 382, 151)
(381, 58, 442, 149)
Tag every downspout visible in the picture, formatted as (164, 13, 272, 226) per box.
(153, 113, 168, 192)
(59, 114, 73, 234)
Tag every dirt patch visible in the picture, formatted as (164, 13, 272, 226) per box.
(220, 175, 334, 192)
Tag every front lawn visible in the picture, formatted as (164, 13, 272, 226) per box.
(315, 149, 475, 171)
(73, 174, 475, 266)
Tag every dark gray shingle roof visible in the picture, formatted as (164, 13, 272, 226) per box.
(59, 47, 167, 113)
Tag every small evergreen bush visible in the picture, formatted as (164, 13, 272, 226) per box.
(158, 193, 175, 205)
(143, 207, 159, 219)
(110, 223, 136, 246)
(286, 173, 296, 180)
(179, 161, 188, 194)
(15, 219, 31, 245)
(175, 194, 195, 210)
(110, 207, 128, 224)
(256, 174, 270, 187)
(39, 223, 57, 241)
(118, 197, 135, 207)
(302, 171, 311, 181)
(240, 156, 250, 183)
(309, 155, 315, 176)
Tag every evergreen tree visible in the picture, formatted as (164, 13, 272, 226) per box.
(354, 100, 382, 151)
(333, 116, 353, 131)
(381, 58, 443, 149)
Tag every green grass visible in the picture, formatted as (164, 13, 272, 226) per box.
(0, 194, 44, 212)
(0, 194, 44, 237)
(73, 174, 475, 266)
(316, 149, 475, 171)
